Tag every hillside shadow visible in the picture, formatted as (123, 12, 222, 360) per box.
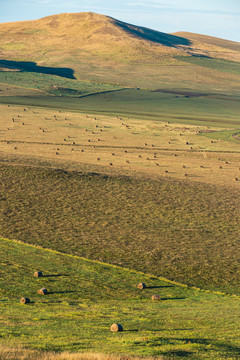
(161, 337, 240, 358)
(0, 60, 75, 79)
(114, 19, 191, 48)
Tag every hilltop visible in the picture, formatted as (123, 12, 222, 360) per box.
(0, 12, 240, 91)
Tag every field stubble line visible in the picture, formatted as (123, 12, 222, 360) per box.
(0, 139, 240, 154)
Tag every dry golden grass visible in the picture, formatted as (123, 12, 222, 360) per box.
(0, 103, 239, 188)
(0, 12, 239, 78)
(0, 345, 162, 360)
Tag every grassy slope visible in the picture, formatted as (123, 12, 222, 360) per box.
(0, 236, 240, 359)
(173, 32, 240, 52)
(0, 89, 240, 128)
(0, 163, 239, 295)
(0, 13, 240, 93)
(0, 70, 121, 96)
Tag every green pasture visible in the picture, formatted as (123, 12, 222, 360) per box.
(0, 237, 240, 359)
(0, 70, 120, 96)
(176, 56, 240, 76)
(198, 129, 240, 144)
(0, 88, 240, 128)
(0, 163, 239, 295)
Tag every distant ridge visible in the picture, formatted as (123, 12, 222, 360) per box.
(173, 31, 240, 52)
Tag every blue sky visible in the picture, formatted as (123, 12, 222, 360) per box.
(0, 0, 240, 42)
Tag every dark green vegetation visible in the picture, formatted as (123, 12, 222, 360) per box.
(0, 69, 120, 96)
(0, 162, 239, 295)
(1, 236, 240, 359)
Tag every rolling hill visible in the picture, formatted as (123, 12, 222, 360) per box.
(0, 12, 240, 91)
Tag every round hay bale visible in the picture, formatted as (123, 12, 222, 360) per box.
(110, 323, 123, 332)
(152, 295, 161, 301)
(20, 297, 30, 304)
(34, 271, 43, 278)
(137, 283, 146, 289)
(38, 288, 47, 295)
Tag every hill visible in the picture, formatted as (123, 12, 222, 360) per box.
(0, 236, 240, 359)
(173, 32, 240, 53)
(0, 13, 240, 91)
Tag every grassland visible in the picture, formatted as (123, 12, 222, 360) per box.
(0, 160, 239, 296)
(1, 12, 240, 93)
(1, 89, 240, 128)
(0, 237, 240, 359)
(0, 13, 239, 358)
(0, 69, 121, 97)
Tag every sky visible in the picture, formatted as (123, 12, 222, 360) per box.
(0, 0, 240, 42)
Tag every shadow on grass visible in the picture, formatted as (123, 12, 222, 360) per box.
(160, 297, 186, 301)
(114, 19, 191, 48)
(161, 337, 240, 358)
(163, 350, 193, 357)
(0, 60, 75, 79)
(146, 285, 174, 289)
(47, 291, 77, 295)
(43, 274, 70, 278)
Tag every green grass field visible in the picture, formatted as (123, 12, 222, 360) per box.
(1, 89, 240, 128)
(0, 162, 239, 296)
(0, 237, 240, 359)
(0, 70, 120, 97)
(0, 18, 240, 357)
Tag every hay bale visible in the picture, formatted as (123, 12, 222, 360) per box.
(20, 297, 30, 304)
(110, 323, 123, 332)
(137, 283, 146, 289)
(152, 295, 161, 301)
(38, 288, 47, 295)
(34, 271, 43, 278)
